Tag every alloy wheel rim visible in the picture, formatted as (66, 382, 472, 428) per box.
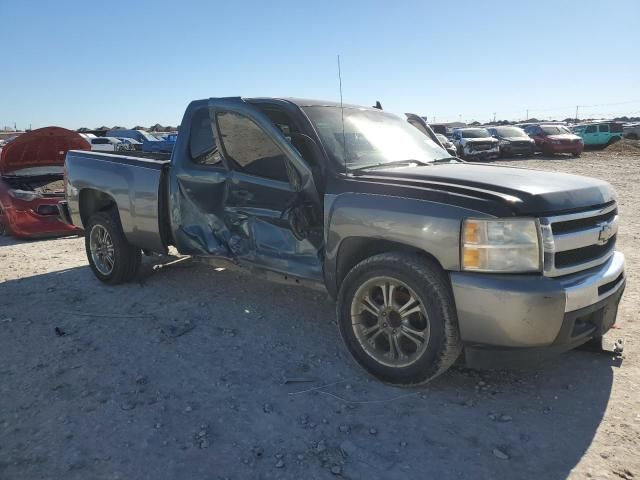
(89, 225, 115, 275)
(350, 276, 430, 368)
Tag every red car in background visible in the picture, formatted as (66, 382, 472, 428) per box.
(523, 124, 584, 157)
(0, 127, 89, 238)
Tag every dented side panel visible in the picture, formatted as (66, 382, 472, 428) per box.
(167, 98, 323, 281)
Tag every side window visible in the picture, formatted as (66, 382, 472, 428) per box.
(585, 125, 597, 134)
(599, 124, 609, 133)
(93, 138, 108, 144)
(189, 107, 221, 166)
(217, 111, 289, 182)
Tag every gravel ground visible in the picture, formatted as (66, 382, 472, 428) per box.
(1, 151, 638, 480)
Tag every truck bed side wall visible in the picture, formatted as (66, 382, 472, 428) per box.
(65, 151, 166, 253)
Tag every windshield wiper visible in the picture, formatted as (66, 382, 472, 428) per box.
(432, 157, 462, 163)
(349, 159, 433, 174)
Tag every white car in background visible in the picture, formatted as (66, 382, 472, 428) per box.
(116, 137, 143, 150)
(451, 127, 500, 161)
(90, 137, 126, 152)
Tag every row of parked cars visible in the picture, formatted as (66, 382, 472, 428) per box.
(429, 120, 628, 161)
(79, 129, 177, 154)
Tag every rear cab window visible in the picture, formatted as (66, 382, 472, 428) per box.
(189, 108, 221, 166)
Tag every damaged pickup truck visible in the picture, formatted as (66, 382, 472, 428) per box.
(60, 97, 626, 385)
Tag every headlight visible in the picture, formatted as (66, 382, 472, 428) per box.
(8, 189, 41, 202)
(461, 218, 541, 272)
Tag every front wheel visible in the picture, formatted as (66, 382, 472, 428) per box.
(337, 252, 462, 385)
(85, 211, 141, 284)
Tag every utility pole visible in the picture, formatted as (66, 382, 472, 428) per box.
(493, 112, 496, 123)
(575, 105, 579, 122)
(526, 109, 528, 120)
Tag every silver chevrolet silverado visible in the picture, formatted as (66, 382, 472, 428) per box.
(59, 97, 625, 385)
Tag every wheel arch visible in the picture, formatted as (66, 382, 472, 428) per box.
(79, 188, 118, 229)
(331, 236, 446, 298)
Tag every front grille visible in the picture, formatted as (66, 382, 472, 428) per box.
(555, 235, 616, 268)
(552, 204, 616, 234)
(471, 143, 492, 151)
(543, 202, 618, 277)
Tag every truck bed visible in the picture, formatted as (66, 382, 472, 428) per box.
(64, 150, 169, 254)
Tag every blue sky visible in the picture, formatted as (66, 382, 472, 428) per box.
(1, 0, 638, 129)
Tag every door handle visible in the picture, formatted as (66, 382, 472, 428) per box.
(233, 190, 251, 199)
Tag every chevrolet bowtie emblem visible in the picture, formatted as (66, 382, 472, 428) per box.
(597, 222, 614, 245)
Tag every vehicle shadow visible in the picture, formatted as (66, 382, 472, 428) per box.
(0, 256, 617, 480)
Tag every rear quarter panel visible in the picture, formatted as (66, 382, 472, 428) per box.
(65, 151, 166, 253)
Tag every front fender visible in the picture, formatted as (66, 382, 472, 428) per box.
(323, 192, 492, 295)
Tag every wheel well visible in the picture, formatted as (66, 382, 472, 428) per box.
(335, 237, 443, 292)
(79, 189, 117, 228)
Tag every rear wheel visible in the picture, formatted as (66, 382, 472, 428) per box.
(337, 252, 462, 385)
(85, 211, 141, 284)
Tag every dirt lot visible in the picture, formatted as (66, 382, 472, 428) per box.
(1, 151, 638, 480)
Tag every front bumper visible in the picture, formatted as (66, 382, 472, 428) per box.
(0, 203, 80, 238)
(463, 148, 500, 160)
(450, 251, 625, 364)
(546, 143, 583, 154)
(500, 143, 535, 155)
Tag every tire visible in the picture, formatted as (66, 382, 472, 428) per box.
(337, 252, 462, 385)
(84, 210, 141, 284)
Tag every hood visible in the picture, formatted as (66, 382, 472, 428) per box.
(547, 133, 582, 141)
(0, 127, 90, 175)
(503, 136, 534, 142)
(463, 137, 497, 143)
(350, 163, 614, 215)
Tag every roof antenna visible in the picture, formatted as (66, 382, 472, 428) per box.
(337, 54, 347, 174)
(373, 101, 383, 110)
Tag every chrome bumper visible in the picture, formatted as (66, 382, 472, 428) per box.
(561, 251, 625, 312)
(450, 251, 625, 348)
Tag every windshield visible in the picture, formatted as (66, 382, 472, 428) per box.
(302, 106, 449, 170)
(493, 127, 527, 137)
(540, 125, 570, 135)
(139, 132, 159, 142)
(460, 128, 490, 138)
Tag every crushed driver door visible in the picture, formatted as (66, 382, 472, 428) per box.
(210, 98, 323, 282)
